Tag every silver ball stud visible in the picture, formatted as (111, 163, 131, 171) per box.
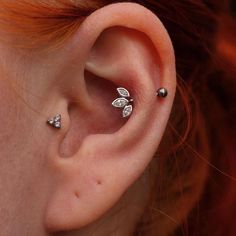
(156, 87, 168, 98)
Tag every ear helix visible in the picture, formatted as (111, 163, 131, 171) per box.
(112, 87, 168, 118)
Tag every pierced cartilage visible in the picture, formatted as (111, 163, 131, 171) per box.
(47, 114, 61, 129)
(156, 87, 168, 98)
(112, 87, 133, 118)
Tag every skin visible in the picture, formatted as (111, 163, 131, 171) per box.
(0, 3, 176, 235)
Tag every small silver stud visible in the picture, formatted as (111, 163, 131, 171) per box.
(47, 114, 61, 129)
(157, 87, 168, 98)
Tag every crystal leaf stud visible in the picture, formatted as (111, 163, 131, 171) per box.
(47, 114, 61, 129)
(112, 87, 133, 118)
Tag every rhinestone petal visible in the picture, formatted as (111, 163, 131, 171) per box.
(54, 114, 61, 122)
(47, 118, 54, 125)
(117, 87, 130, 97)
(54, 121, 61, 128)
(112, 98, 129, 108)
(122, 105, 133, 117)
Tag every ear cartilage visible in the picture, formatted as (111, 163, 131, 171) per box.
(47, 114, 62, 129)
(112, 87, 133, 118)
(156, 87, 168, 98)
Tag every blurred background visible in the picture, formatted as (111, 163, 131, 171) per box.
(217, 0, 236, 71)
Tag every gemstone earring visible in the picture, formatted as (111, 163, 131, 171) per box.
(112, 86, 168, 118)
(47, 114, 61, 129)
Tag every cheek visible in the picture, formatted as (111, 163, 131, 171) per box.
(0, 78, 22, 227)
(0, 78, 18, 143)
(0, 77, 25, 189)
(0, 76, 43, 185)
(0, 77, 51, 233)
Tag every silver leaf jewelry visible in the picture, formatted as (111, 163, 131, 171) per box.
(112, 86, 168, 118)
(47, 114, 61, 129)
(112, 87, 133, 118)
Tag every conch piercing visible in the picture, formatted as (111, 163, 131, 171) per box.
(47, 114, 61, 129)
(112, 87, 134, 118)
(112, 87, 168, 118)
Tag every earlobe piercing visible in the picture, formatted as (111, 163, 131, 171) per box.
(47, 114, 61, 129)
(112, 87, 133, 118)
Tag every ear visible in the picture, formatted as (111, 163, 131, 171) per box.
(44, 2, 176, 231)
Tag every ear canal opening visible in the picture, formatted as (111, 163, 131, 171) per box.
(58, 70, 126, 158)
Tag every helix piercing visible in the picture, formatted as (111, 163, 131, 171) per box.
(156, 87, 168, 98)
(47, 114, 61, 129)
(112, 87, 133, 118)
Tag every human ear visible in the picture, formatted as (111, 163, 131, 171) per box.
(44, 2, 176, 231)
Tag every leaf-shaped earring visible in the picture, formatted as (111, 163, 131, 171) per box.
(123, 105, 133, 118)
(117, 87, 130, 97)
(112, 97, 129, 108)
(112, 87, 133, 118)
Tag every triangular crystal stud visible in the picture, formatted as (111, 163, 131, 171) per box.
(47, 114, 61, 129)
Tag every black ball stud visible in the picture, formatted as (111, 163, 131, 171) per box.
(156, 87, 168, 98)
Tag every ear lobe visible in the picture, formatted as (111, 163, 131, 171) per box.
(45, 3, 176, 232)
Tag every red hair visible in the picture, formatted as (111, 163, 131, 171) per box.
(0, 0, 235, 235)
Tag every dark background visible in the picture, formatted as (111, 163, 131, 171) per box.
(230, 0, 236, 15)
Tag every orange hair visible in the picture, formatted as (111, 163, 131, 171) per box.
(0, 1, 235, 235)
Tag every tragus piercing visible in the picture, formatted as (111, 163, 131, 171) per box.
(47, 114, 61, 129)
(156, 87, 168, 98)
(112, 87, 133, 118)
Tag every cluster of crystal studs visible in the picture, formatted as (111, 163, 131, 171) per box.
(112, 87, 133, 118)
(47, 114, 61, 129)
